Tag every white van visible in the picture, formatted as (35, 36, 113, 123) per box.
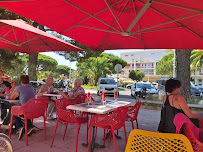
(97, 78, 119, 96)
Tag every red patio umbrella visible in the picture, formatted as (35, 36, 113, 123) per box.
(0, 0, 202, 50)
(0, 19, 83, 53)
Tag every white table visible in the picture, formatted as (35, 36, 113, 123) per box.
(66, 100, 130, 152)
(0, 99, 19, 104)
(43, 93, 62, 99)
(66, 100, 130, 114)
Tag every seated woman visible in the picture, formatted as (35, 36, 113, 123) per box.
(37, 77, 56, 119)
(158, 79, 203, 133)
(10, 75, 35, 140)
(60, 78, 85, 100)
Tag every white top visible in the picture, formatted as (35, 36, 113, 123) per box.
(66, 100, 131, 114)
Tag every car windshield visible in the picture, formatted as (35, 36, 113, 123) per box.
(100, 79, 116, 84)
(136, 83, 151, 89)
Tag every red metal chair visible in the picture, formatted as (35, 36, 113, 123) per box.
(88, 106, 129, 152)
(9, 98, 47, 146)
(182, 123, 203, 152)
(126, 101, 142, 129)
(51, 98, 89, 152)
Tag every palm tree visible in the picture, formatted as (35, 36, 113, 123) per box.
(79, 57, 112, 86)
(190, 49, 203, 70)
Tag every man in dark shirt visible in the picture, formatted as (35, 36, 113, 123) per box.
(0, 70, 12, 129)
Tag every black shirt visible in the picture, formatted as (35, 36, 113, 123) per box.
(0, 81, 12, 94)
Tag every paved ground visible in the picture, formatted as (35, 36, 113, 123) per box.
(4, 89, 162, 152)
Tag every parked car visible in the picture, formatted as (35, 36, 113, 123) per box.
(126, 84, 133, 89)
(30, 81, 45, 89)
(97, 78, 119, 96)
(131, 82, 158, 97)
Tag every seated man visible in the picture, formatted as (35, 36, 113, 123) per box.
(0, 70, 12, 124)
(10, 75, 35, 140)
(37, 77, 56, 119)
(60, 78, 85, 99)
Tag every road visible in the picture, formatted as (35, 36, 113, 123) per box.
(85, 88, 137, 103)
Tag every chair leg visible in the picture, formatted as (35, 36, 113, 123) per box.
(123, 125, 127, 144)
(86, 121, 88, 143)
(88, 125, 93, 152)
(95, 127, 97, 140)
(112, 128, 117, 152)
(63, 123, 68, 140)
(51, 119, 59, 147)
(131, 121, 134, 129)
(103, 129, 105, 146)
(9, 115, 14, 138)
(136, 119, 139, 129)
(43, 116, 46, 140)
(76, 124, 80, 152)
(25, 118, 28, 146)
(110, 131, 112, 143)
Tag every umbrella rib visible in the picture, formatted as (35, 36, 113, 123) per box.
(2, 27, 13, 38)
(77, 25, 120, 34)
(19, 35, 42, 45)
(126, 0, 154, 33)
(96, 0, 131, 51)
(33, 33, 54, 51)
(61, 0, 122, 34)
(137, 0, 203, 40)
(12, 26, 19, 44)
(22, 29, 31, 54)
(0, 36, 20, 46)
(104, 0, 124, 32)
(63, 0, 121, 32)
(132, 0, 145, 49)
(131, 12, 200, 34)
(132, 26, 182, 34)
(154, 0, 202, 12)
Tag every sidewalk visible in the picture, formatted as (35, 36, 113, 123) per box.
(7, 108, 160, 152)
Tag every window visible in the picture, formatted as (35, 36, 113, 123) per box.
(125, 55, 128, 57)
(131, 54, 134, 56)
(151, 53, 155, 55)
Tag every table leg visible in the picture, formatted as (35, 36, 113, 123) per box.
(104, 131, 121, 140)
(82, 125, 105, 151)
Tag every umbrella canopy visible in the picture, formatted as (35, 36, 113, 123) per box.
(0, 0, 202, 50)
(0, 19, 83, 53)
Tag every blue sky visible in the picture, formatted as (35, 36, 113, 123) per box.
(40, 49, 145, 70)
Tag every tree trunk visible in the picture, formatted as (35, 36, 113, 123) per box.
(28, 53, 38, 81)
(28, 23, 45, 81)
(176, 49, 192, 101)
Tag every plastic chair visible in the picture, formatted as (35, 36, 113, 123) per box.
(125, 101, 141, 129)
(182, 123, 203, 152)
(51, 98, 89, 152)
(88, 106, 129, 152)
(9, 98, 47, 146)
(174, 113, 200, 139)
(125, 129, 194, 152)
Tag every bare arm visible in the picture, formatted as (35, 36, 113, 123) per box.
(178, 95, 203, 120)
(10, 91, 19, 100)
(37, 85, 46, 97)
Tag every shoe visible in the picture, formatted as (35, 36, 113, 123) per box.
(27, 127, 35, 136)
(0, 124, 9, 130)
(18, 127, 24, 140)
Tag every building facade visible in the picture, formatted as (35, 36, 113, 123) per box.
(120, 49, 169, 82)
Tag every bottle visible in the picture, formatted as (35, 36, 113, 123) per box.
(5, 87, 10, 100)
